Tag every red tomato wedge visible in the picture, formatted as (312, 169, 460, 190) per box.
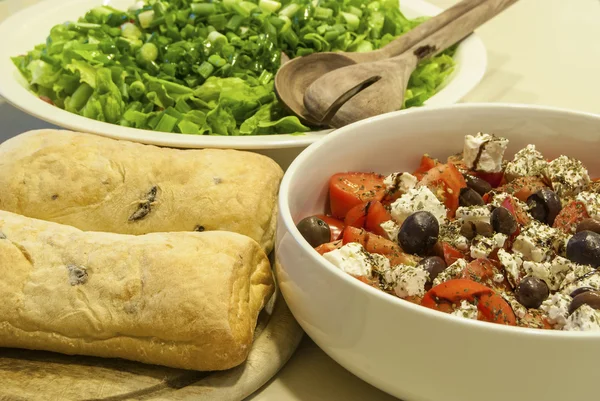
(315, 215, 345, 241)
(553, 200, 589, 234)
(520, 311, 553, 330)
(364, 233, 401, 256)
(329, 173, 386, 219)
(343, 201, 392, 236)
(413, 154, 440, 180)
(365, 201, 392, 237)
(342, 226, 369, 247)
(315, 240, 343, 255)
(363, 232, 420, 266)
(341, 226, 418, 266)
(446, 154, 468, 172)
(421, 279, 492, 306)
(477, 293, 517, 325)
(441, 242, 464, 265)
(344, 202, 370, 228)
(472, 171, 505, 188)
(501, 196, 531, 226)
(495, 177, 547, 202)
(418, 163, 467, 217)
(461, 258, 497, 284)
(421, 279, 516, 326)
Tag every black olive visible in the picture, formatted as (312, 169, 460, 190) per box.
(576, 218, 600, 234)
(418, 256, 447, 283)
(516, 276, 549, 308)
(569, 290, 600, 315)
(297, 216, 331, 248)
(526, 189, 562, 226)
(570, 287, 597, 298)
(460, 221, 493, 240)
(464, 174, 492, 196)
(459, 187, 485, 207)
(490, 207, 518, 236)
(398, 211, 439, 255)
(566, 231, 600, 268)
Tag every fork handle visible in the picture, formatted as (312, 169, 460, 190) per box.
(346, 0, 490, 63)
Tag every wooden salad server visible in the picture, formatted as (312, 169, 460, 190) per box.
(274, 0, 492, 126)
(302, 0, 519, 128)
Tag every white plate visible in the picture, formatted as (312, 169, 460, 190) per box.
(0, 0, 486, 150)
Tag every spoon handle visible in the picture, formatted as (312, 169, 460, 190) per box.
(346, 0, 489, 63)
(406, 0, 519, 62)
(373, 0, 491, 62)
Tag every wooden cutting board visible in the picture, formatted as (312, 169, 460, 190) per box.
(0, 287, 303, 401)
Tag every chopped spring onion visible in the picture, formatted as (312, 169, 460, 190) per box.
(259, 0, 281, 13)
(190, 3, 216, 16)
(340, 12, 360, 31)
(279, 3, 300, 18)
(314, 7, 333, 20)
(137, 10, 155, 29)
(139, 43, 158, 62)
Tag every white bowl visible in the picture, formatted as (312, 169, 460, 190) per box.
(276, 103, 600, 401)
(0, 0, 486, 167)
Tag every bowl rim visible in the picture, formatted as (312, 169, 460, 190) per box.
(278, 102, 600, 338)
(0, 0, 486, 150)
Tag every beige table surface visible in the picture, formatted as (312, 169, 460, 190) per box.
(1, 0, 600, 400)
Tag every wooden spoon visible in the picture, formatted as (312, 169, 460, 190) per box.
(303, 0, 519, 128)
(274, 0, 492, 126)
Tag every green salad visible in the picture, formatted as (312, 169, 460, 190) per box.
(12, 0, 455, 136)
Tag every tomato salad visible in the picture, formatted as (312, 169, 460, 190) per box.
(296, 132, 600, 331)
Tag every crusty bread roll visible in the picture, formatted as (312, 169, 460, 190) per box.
(0, 129, 282, 253)
(0, 210, 274, 371)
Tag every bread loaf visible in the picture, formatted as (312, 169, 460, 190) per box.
(0, 210, 274, 371)
(0, 129, 283, 252)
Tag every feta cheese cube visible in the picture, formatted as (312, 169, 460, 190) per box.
(382, 264, 429, 298)
(560, 263, 595, 292)
(547, 155, 590, 199)
(512, 221, 565, 263)
(564, 304, 600, 331)
(454, 235, 470, 252)
(451, 300, 479, 320)
(470, 233, 507, 259)
(540, 293, 572, 329)
(323, 243, 389, 277)
(380, 220, 400, 242)
(576, 191, 600, 219)
(560, 269, 600, 296)
(463, 132, 509, 173)
(384, 172, 418, 194)
(390, 186, 447, 225)
(433, 258, 468, 287)
(497, 249, 523, 288)
(522, 256, 572, 291)
(504, 144, 548, 181)
(456, 205, 491, 224)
